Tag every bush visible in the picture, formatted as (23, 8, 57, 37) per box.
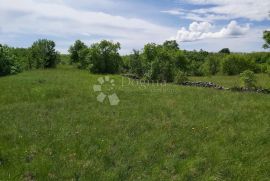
(143, 47, 176, 82)
(0, 44, 22, 76)
(183, 50, 209, 76)
(240, 70, 257, 88)
(222, 54, 257, 75)
(202, 55, 221, 75)
(174, 71, 188, 84)
(29, 39, 59, 69)
(9, 47, 31, 70)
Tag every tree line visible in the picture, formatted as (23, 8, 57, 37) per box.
(1, 31, 270, 80)
(0, 39, 59, 76)
(68, 39, 270, 83)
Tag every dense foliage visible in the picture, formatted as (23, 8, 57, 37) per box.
(68, 40, 87, 64)
(219, 48, 231, 54)
(263, 30, 270, 49)
(222, 54, 258, 75)
(121, 42, 269, 81)
(0, 39, 59, 76)
(29, 39, 60, 69)
(240, 70, 257, 88)
(122, 41, 188, 82)
(69, 40, 122, 74)
(0, 44, 22, 76)
(2, 38, 270, 78)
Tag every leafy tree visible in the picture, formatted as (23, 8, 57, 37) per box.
(30, 39, 59, 69)
(263, 30, 270, 49)
(174, 51, 188, 72)
(9, 47, 31, 70)
(141, 42, 186, 82)
(143, 43, 158, 63)
(183, 49, 209, 76)
(87, 40, 121, 74)
(69, 40, 87, 64)
(240, 70, 256, 88)
(0, 44, 22, 76)
(202, 55, 221, 75)
(163, 40, 179, 50)
(77, 48, 90, 69)
(130, 50, 143, 77)
(219, 48, 230, 54)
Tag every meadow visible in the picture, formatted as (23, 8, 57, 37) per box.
(0, 65, 269, 180)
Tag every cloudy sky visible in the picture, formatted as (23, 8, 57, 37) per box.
(0, 0, 269, 54)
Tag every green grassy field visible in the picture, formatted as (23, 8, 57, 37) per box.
(0, 66, 269, 180)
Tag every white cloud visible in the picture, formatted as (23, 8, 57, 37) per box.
(165, 0, 270, 22)
(189, 22, 212, 33)
(160, 9, 185, 15)
(181, 27, 266, 52)
(0, 0, 176, 53)
(172, 21, 250, 42)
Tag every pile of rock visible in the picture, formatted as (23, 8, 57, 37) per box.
(180, 81, 227, 90)
(230, 87, 270, 94)
(180, 81, 270, 94)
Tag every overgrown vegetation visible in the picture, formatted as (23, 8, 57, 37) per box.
(69, 40, 122, 74)
(0, 39, 59, 76)
(240, 70, 257, 88)
(263, 30, 270, 49)
(2, 37, 269, 80)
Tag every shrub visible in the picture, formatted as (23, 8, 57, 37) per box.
(144, 47, 176, 82)
(222, 54, 257, 75)
(202, 55, 221, 75)
(0, 44, 22, 76)
(29, 39, 59, 69)
(174, 71, 188, 84)
(240, 70, 257, 88)
(183, 50, 208, 76)
(9, 47, 31, 70)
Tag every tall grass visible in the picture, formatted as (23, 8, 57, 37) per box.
(0, 66, 269, 180)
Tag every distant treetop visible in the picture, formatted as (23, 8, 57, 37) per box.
(219, 48, 230, 54)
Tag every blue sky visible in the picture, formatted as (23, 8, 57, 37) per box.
(0, 0, 269, 54)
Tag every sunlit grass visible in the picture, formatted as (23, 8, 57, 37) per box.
(0, 66, 269, 180)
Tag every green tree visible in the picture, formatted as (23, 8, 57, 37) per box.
(202, 55, 221, 75)
(263, 31, 270, 49)
(163, 40, 179, 50)
(30, 39, 59, 69)
(219, 48, 230, 54)
(0, 44, 22, 76)
(174, 50, 188, 72)
(130, 50, 143, 77)
(69, 40, 87, 64)
(87, 40, 121, 74)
